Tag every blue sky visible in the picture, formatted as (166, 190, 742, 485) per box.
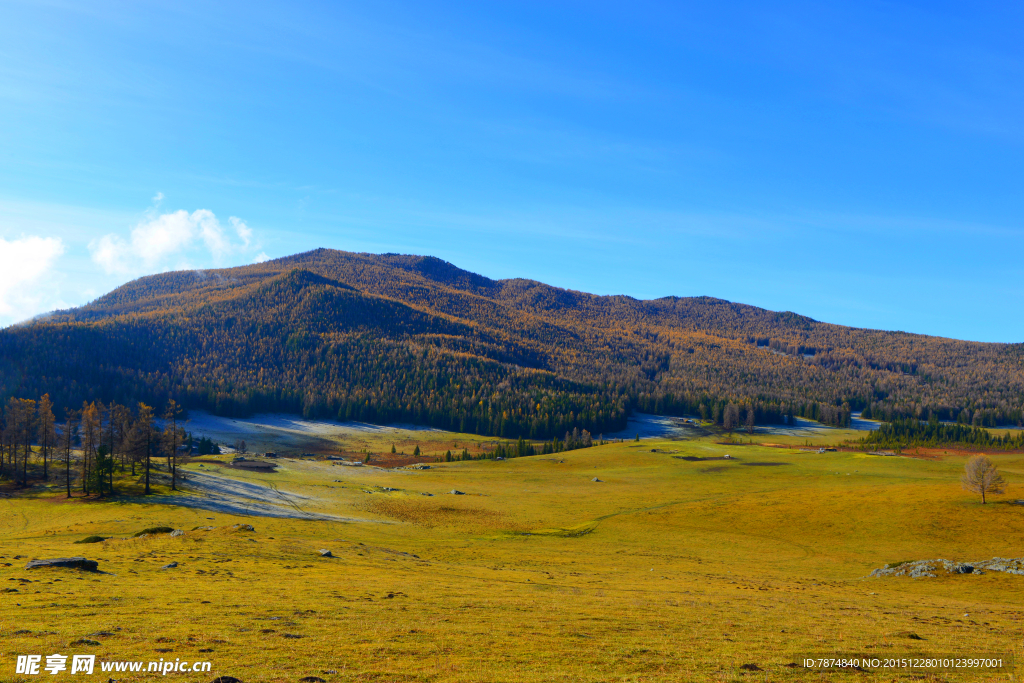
(1, 1, 1021, 342)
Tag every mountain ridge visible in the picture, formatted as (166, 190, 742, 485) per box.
(3, 248, 1022, 436)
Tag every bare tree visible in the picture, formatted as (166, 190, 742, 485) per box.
(723, 403, 739, 431)
(134, 403, 156, 495)
(162, 399, 184, 490)
(961, 455, 1006, 504)
(38, 394, 56, 481)
(745, 406, 755, 434)
(60, 409, 78, 498)
(4, 398, 21, 485)
(80, 402, 100, 495)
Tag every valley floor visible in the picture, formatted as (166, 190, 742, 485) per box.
(1, 431, 1022, 682)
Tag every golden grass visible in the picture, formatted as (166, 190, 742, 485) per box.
(1, 436, 1022, 682)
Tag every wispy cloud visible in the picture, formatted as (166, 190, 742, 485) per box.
(90, 208, 258, 275)
(0, 235, 66, 321)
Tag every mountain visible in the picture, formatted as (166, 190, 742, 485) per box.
(2, 248, 1022, 437)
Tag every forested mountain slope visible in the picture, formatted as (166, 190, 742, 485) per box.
(1, 249, 1021, 437)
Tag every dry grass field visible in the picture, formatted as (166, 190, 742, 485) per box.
(1, 428, 1022, 682)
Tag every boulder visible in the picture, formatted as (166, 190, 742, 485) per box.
(592, 477, 602, 482)
(449, 490, 465, 495)
(161, 562, 179, 570)
(25, 557, 99, 572)
(170, 529, 185, 537)
(318, 549, 333, 558)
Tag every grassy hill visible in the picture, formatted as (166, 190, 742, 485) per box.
(2, 431, 1020, 681)
(2, 248, 1023, 436)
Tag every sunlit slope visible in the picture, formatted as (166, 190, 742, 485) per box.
(3, 248, 1024, 433)
(2, 438, 1021, 681)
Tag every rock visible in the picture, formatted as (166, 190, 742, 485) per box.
(869, 557, 1024, 578)
(133, 526, 174, 537)
(739, 663, 762, 671)
(233, 524, 255, 532)
(318, 549, 333, 558)
(592, 477, 602, 482)
(170, 529, 185, 537)
(381, 487, 399, 491)
(25, 557, 99, 572)
(299, 677, 327, 683)
(421, 492, 433, 496)
(449, 489, 465, 495)
(210, 678, 243, 683)
(161, 562, 179, 570)
(282, 633, 304, 638)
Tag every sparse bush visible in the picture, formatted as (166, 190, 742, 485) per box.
(74, 535, 107, 544)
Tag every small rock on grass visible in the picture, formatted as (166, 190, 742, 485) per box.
(739, 663, 762, 671)
(160, 562, 178, 570)
(170, 529, 184, 537)
(449, 489, 465, 495)
(299, 677, 327, 683)
(592, 477, 602, 482)
(318, 549, 333, 558)
(210, 677, 243, 683)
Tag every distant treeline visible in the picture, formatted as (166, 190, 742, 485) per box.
(637, 393, 852, 428)
(448, 428, 603, 462)
(858, 416, 1024, 450)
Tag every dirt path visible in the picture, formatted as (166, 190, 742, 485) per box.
(147, 470, 377, 522)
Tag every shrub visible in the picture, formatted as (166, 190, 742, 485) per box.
(74, 535, 107, 544)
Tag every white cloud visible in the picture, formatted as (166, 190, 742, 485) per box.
(252, 251, 270, 263)
(152, 191, 164, 203)
(230, 216, 253, 248)
(0, 235, 66, 322)
(90, 209, 260, 275)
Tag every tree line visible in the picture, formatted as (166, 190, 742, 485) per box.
(857, 415, 1024, 450)
(0, 396, 187, 496)
(444, 428, 603, 461)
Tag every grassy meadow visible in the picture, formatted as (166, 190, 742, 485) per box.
(2, 429, 1023, 682)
